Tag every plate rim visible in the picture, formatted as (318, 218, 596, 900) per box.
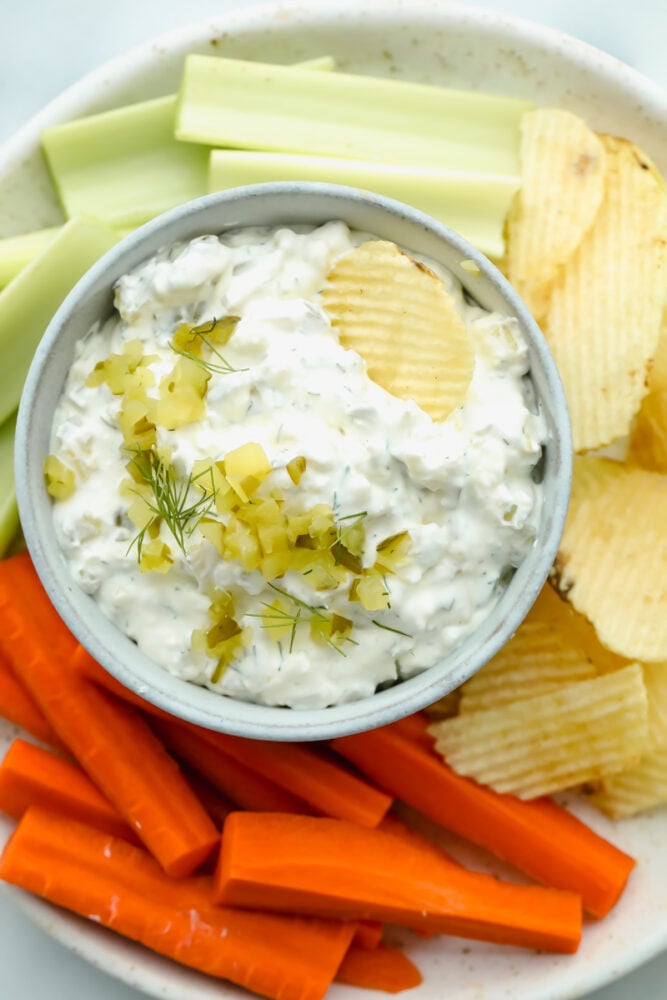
(1, 1, 667, 998)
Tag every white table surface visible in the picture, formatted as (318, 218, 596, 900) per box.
(1, 0, 666, 996)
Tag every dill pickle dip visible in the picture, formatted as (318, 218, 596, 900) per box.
(47, 222, 546, 709)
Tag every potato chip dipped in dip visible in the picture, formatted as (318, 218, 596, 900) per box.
(45, 222, 546, 709)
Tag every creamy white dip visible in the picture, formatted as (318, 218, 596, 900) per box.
(49, 222, 546, 709)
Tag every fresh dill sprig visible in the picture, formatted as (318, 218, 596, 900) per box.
(247, 584, 355, 656)
(127, 448, 218, 558)
(170, 316, 246, 376)
(371, 619, 412, 638)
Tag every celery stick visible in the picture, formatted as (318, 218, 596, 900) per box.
(41, 58, 335, 229)
(0, 227, 61, 290)
(295, 55, 336, 71)
(209, 150, 518, 259)
(42, 96, 208, 228)
(0, 218, 118, 425)
(0, 413, 18, 558)
(177, 56, 530, 175)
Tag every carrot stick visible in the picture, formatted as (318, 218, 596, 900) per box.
(179, 764, 236, 830)
(75, 645, 391, 827)
(72, 645, 180, 723)
(77, 651, 393, 827)
(0, 552, 80, 658)
(76, 651, 387, 825)
(335, 945, 422, 993)
(196, 731, 392, 828)
(0, 807, 356, 1000)
(390, 712, 434, 751)
(215, 812, 582, 953)
(153, 718, 312, 814)
(352, 920, 384, 951)
(0, 649, 61, 747)
(0, 738, 136, 842)
(0, 556, 219, 877)
(331, 721, 635, 918)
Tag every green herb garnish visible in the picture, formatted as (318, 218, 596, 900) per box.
(171, 315, 245, 376)
(127, 447, 218, 558)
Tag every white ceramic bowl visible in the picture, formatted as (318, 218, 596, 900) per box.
(1, 3, 666, 999)
(14, 181, 570, 741)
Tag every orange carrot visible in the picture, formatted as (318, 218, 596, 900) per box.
(0, 807, 356, 1000)
(0, 738, 136, 842)
(75, 646, 390, 825)
(179, 764, 236, 830)
(331, 721, 635, 918)
(215, 812, 582, 953)
(72, 645, 181, 723)
(0, 649, 60, 747)
(197, 731, 392, 828)
(0, 555, 219, 877)
(352, 920, 384, 951)
(335, 945, 422, 993)
(153, 718, 312, 814)
(75, 645, 392, 826)
(390, 712, 434, 751)
(0, 553, 80, 658)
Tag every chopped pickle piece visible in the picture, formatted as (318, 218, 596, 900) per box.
(223, 519, 262, 571)
(256, 599, 295, 642)
(86, 339, 151, 394)
(286, 455, 307, 485)
(224, 442, 272, 502)
(139, 539, 173, 574)
(350, 573, 391, 611)
(375, 530, 412, 573)
(157, 357, 210, 428)
(198, 518, 225, 555)
(44, 455, 76, 499)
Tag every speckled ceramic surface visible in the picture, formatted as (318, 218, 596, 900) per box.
(1, 1, 666, 998)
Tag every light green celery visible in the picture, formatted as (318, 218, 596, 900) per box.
(42, 96, 208, 228)
(294, 55, 336, 71)
(0, 218, 118, 426)
(0, 225, 133, 290)
(209, 150, 518, 259)
(0, 227, 61, 290)
(0, 413, 18, 558)
(41, 58, 335, 229)
(177, 56, 531, 174)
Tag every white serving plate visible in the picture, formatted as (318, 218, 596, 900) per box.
(1, 2, 666, 998)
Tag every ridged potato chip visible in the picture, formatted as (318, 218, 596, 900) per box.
(588, 747, 667, 819)
(429, 664, 648, 800)
(321, 240, 474, 421)
(425, 689, 461, 721)
(646, 309, 667, 394)
(628, 389, 667, 473)
(643, 662, 667, 749)
(458, 583, 597, 714)
(555, 457, 667, 662)
(507, 109, 606, 322)
(545, 135, 667, 453)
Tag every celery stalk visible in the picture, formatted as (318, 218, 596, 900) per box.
(0, 413, 18, 558)
(0, 227, 61, 290)
(0, 218, 118, 425)
(177, 56, 530, 175)
(42, 96, 208, 228)
(209, 150, 518, 259)
(41, 58, 335, 229)
(294, 56, 336, 71)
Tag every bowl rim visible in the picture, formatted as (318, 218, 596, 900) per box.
(15, 180, 572, 740)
